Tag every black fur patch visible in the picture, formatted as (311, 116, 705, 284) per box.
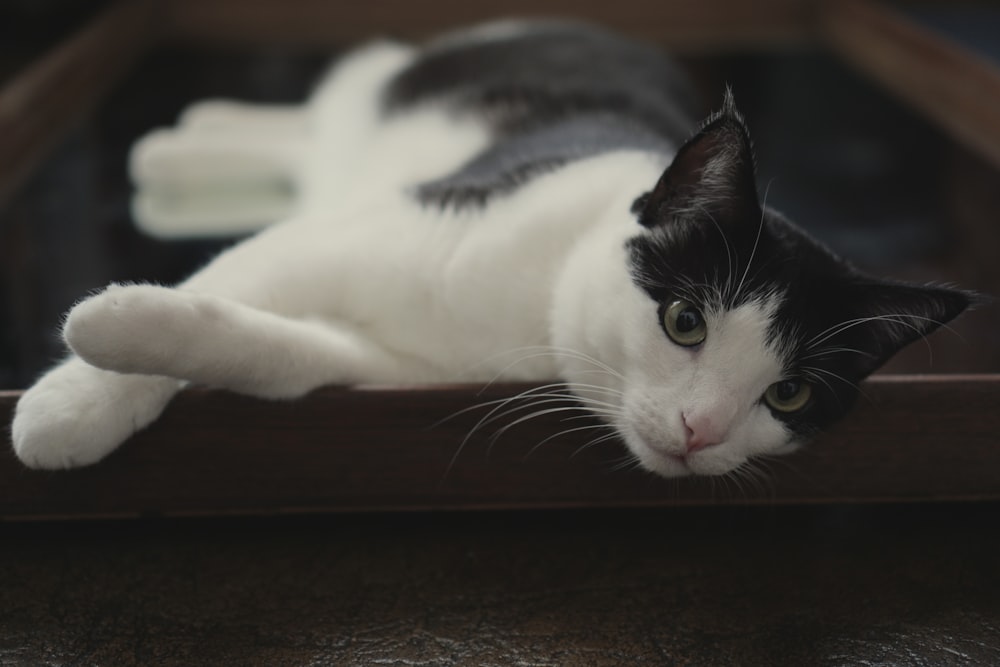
(384, 21, 700, 208)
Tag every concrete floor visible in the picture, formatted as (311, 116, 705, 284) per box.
(1, 504, 998, 666)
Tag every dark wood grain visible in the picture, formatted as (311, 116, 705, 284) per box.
(822, 0, 1000, 169)
(2, 375, 999, 519)
(0, 0, 159, 207)
(161, 0, 811, 51)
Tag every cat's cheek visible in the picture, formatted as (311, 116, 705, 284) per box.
(743, 416, 804, 459)
(767, 439, 803, 457)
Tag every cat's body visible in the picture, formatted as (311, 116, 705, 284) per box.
(11, 21, 971, 478)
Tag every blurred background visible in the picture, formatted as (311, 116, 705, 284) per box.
(1, 0, 998, 388)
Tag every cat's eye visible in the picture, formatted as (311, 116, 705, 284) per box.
(663, 300, 707, 347)
(764, 379, 812, 413)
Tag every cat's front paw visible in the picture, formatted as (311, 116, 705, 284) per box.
(63, 283, 186, 375)
(11, 358, 179, 469)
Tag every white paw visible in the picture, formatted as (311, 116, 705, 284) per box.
(11, 357, 179, 469)
(63, 283, 191, 376)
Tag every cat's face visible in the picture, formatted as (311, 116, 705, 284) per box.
(615, 289, 799, 477)
(605, 92, 971, 478)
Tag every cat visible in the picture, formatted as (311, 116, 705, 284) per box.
(10, 20, 973, 479)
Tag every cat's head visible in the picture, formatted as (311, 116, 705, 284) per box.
(613, 90, 972, 478)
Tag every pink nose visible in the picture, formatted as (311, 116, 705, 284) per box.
(682, 411, 727, 453)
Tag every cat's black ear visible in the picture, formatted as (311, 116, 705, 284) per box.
(836, 281, 975, 378)
(636, 89, 760, 230)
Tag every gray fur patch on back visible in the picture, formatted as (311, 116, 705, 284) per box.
(385, 21, 700, 209)
(416, 114, 676, 207)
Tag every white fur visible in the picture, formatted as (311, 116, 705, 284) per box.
(12, 37, 802, 477)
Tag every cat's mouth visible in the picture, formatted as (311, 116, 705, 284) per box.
(622, 424, 694, 477)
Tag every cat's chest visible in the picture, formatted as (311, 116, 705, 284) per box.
(308, 154, 658, 377)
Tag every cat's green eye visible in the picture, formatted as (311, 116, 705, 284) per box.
(764, 379, 812, 413)
(663, 300, 707, 347)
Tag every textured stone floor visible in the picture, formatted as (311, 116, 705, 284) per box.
(1, 504, 998, 666)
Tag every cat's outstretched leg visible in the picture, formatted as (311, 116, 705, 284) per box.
(12, 358, 182, 469)
(129, 41, 416, 239)
(12, 283, 415, 469)
(62, 283, 418, 399)
(178, 100, 308, 135)
(130, 126, 306, 238)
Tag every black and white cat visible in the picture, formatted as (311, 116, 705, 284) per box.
(11, 21, 972, 478)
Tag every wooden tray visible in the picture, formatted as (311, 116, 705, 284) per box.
(1, 0, 998, 518)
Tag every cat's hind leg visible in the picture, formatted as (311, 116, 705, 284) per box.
(178, 100, 308, 136)
(130, 127, 306, 238)
(63, 283, 418, 398)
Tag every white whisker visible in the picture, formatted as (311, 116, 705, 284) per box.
(441, 382, 572, 478)
(488, 404, 609, 444)
(799, 346, 873, 361)
(802, 366, 871, 403)
(434, 382, 571, 427)
(523, 422, 618, 461)
(806, 313, 956, 353)
(732, 182, 769, 304)
(571, 429, 622, 459)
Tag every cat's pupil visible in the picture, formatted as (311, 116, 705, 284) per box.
(775, 380, 801, 401)
(676, 308, 702, 333)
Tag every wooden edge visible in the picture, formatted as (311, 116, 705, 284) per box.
(820, 0, 1000, 169)
(2, 374, 999, 520)
(160, 0, 812, 51)
(0, 0, 161, 208)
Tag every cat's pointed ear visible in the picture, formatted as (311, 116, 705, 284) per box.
(838, 281, 975, 378)
(635, 88, 759, 229)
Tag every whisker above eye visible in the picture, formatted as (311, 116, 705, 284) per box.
(799, 346, 873, 361)
(800, 368, 840, 405)
(731, 181, 769, 306)
(801, 365, 857, 389)
(805, 313, 959, 352)
(692, 204, 737, 305)
(801, 366, 872, 404)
